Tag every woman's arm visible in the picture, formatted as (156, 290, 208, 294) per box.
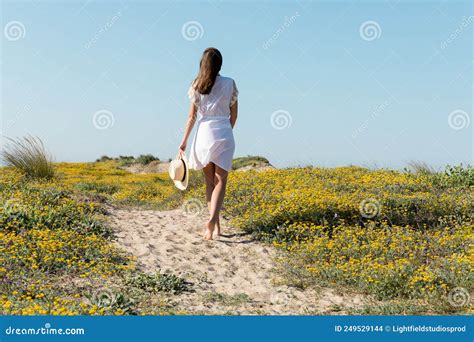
(179, 102, 198, 154)
(230, 100, 238, 128)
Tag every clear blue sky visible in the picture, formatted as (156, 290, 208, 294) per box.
(1, 0, 472, 169)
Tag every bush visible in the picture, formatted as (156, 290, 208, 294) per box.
(85, 289, 136, 315)
(0, 170, 136, 315)
(220, 167, 471, 236)
(75, 182, 119, 195)
(96, 155, 113, 162)
(406, 161, 436, 175)
(0, 175, 112, 237)
(232, 155, 270, 170)
(276, 222, 472, 302)
(55, 162, 182, 210)
(136, 154, 159, 165)
(125, 271, 191, 294)
(117, 156, 136, 166)
(434, 164, 474, 187)
(188, 166, 473, 313)
(0, 226, 135, 315)
(1, 135, 55, 179)
(405, 163, 473, 188)
(110, 154, 159, 166)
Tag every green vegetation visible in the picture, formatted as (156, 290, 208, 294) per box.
(95, 154, 160, 166)
(135, 154, 159, 165)
(232, 155, 270, 170)
(75, 181, 120, 195)
(203, 292, 252, 306)
(1, 136, 471, 315)
(1, 135, 55, 179)
(215, 165, 473, 313)
(125, 271, 191, 295)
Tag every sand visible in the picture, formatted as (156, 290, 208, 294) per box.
(121, 161, 170, 174)
(109, 206, 366, 314)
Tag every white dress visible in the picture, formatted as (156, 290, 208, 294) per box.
(188, 75, 238, 172)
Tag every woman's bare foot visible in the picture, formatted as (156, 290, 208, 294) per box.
(204, 220, 215, 240)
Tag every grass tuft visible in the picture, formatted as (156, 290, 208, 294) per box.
(1, 135, 55, 179)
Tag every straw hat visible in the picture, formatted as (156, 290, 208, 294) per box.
(168, 153, 189, 190)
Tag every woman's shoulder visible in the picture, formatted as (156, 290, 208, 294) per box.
(217, 75, 235, 83)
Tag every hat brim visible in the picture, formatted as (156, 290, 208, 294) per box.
(173, 154, 189, 191)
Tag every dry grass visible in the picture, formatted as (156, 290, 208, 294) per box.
(1, 135, 55, 179)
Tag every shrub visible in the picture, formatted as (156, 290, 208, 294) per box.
(220, 167, 471, 236)
(0, 168, 135, 316)
(232, 155, 270, 170)
(111, 154, 159, 166)
(56, 162, 182, 210)
(1, 135, 55, 179)
(117, 156, 136, 166)
(0, 222, 135, 315)
(125, 271, 191, 294)
(0, 228, 133, 277)
(0, 183, 111, 237)
(405, 163, 473, 188)
(406, 161, 436, 175)
(96, 155, 113, 162)
(203, 292, 251, 306)
(202, 166, 473, 312)
(275, 222, 472, 303)
(136, 154, 159, 165)
(75, 182, 119, 195)
(85, 289, 136, 315)
(435, 164, 474, 187)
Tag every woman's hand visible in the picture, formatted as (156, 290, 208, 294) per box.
(178, 142, 187, 156)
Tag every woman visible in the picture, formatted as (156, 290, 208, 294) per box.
(178, 47, 239, 240)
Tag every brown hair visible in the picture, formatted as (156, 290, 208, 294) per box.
(192, 47, 222, 95)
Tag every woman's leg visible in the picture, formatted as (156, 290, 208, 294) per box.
(202, 163, 222, 238)
(202, 163, 215, 209)
(205, 165, 228, 240)
(202, 163, 220, 238)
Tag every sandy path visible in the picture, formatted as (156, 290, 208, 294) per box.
(109, 207, 365, 314)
